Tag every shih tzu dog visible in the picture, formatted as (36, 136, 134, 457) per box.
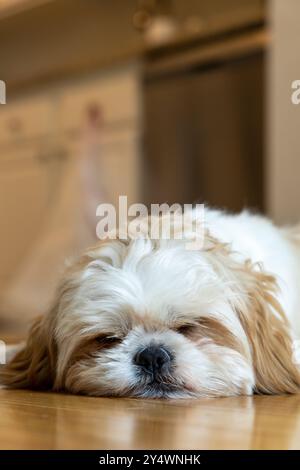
(1, 207, 300, 398)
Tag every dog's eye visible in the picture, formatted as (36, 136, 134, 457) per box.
(175, 324, 195, 336)
(95, 335, 121, 348)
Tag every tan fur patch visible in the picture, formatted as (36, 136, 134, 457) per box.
(177, 317, 246, 356)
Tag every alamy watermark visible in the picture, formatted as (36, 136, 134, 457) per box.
(96, 196, 205, 250)
(291, 80, 300, 104)
(0, 340, 6, 365)
(0, 80, 6, 104)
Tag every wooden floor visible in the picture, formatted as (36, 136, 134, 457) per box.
(0, 390, 300, 449)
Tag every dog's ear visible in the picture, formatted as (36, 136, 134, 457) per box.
(0, 315, 57, 390)
(0, 245, 114, 391)
(237, 263, 300, 394)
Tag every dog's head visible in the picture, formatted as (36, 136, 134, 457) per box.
(1, 222, 300, 397)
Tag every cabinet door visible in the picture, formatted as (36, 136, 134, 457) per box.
(59, 64, 141, 133)
(0, 144, 61, 287)
(144, 53, 264, 212)
(0, 95, 54, 145)
(59, 64, 142, 207)
(62, 126, 140, 210)
(192, 53, 264, 212)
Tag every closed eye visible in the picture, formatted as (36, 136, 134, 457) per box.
(175, 324, 196, 336)
(95, 335, 121, 348)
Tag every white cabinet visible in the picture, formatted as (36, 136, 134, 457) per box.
(0, 143, 60, 284)
(0, 62, 141, 291)
(58, 63, 142, 206)
(59, 64, 141, 131)
(0, 95, 55, 145)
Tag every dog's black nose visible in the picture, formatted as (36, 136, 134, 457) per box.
(134, 346, 171, 375)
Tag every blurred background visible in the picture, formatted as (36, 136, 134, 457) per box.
(0, 0, 298, 334)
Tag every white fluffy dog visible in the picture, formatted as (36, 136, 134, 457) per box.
(1, 208, 300, 398)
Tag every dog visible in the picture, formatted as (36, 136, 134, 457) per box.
(1, 207, 300, 398)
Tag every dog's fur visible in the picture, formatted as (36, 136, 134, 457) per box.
(1, 208, 300, 398)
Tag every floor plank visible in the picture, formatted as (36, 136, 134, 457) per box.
(0, 390, 300, 449)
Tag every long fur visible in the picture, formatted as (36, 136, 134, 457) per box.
(1, 208, 300, 397)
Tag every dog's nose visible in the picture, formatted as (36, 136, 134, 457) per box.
(134, 346, 171, 375)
